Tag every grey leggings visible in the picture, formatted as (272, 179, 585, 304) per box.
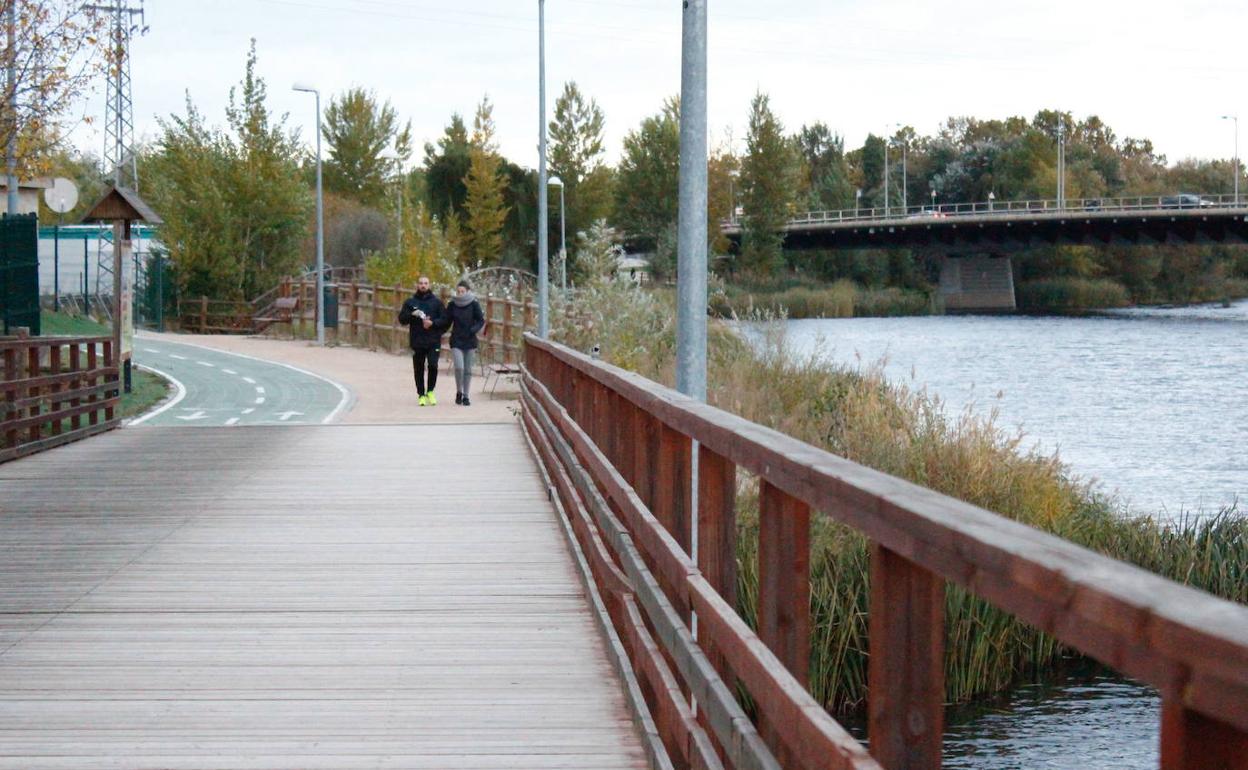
(451, 348, 474, 395)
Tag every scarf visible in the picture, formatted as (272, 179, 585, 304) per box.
(451, 291, 477, 307)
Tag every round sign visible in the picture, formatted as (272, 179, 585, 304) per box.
(43, 177, 79, 214)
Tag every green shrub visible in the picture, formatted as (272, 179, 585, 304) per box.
(1017, 277, 1130, 312)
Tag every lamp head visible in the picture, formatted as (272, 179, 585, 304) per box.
(548, 176, 563, 187)
(292, 82, 318, 94)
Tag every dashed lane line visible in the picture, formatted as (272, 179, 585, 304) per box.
(169, 354, 188, 360)
(196, 361, 215, 367)
(225, 417, 240, 426)
(223, 369, 238, 375)
(255, 397, 266, 405)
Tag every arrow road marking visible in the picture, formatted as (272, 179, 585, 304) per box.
(176, 410, 208, 421)
(225, 417, 240, 426)
(276, 411, 304, 422)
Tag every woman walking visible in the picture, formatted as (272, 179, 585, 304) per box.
(445, 279, 486, 406)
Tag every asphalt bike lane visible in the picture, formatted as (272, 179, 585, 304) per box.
(129, 335, 352, 427)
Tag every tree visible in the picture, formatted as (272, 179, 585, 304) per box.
(145, 41, 311, 300)
(460, 96, 509, 266)
(1, 1, 107, 180)
(321, 87, 411, 207)
(739, 91, 797, 273)
(363, 200, 458, 286)
(549, 81, 613, 269)
(423, 114, 471, 225)
(613, 97, 680, 241)
(797, 122, 853, 210)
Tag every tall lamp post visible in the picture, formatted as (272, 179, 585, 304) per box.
(1056, 121, 1066, 210)
(293, 82, 324, 345)
(536, 0, 549, 337)
(548, 176, 566, 291)
(1221, 114, 1239, 204)
(675, 0, 708, 401)
(882, 132, 890, 219)
(855, 188, 862, 218)
(930, 188, 937, 212)
(893, 123, 907, 213)
(380, 148, 404, 254)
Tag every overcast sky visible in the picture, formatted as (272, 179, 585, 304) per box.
(71, 0, 1248, 175)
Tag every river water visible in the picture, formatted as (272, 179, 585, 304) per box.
(770, 300, 1248, 767)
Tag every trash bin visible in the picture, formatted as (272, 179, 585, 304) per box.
(323, 283, 339, 328)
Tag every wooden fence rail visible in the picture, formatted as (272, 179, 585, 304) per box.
(520, 333, 1248, 770)
(1, 334, 120, 463)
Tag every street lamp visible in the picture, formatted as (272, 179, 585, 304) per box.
(892, 122, 907, 213)
(728, 168, 740, 222)
(882, 131, 890, 219)
(536, 0, 549, 337)
(988, 191, 996, 212)
(1221, 115, 1239, 204)
(855, 188, 862, 218)
(930, 189, 937, 212)
(1056, 121, 1066, 209)
(548, 175, 566, 291)
(293, 81, 324, 345)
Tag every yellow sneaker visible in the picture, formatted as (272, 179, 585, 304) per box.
(418, 394, 428, 407)
(427, 392, 438, 406)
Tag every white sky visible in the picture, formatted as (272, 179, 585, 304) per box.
(69, 0, 1248, 172)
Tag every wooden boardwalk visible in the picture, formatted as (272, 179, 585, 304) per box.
(0, 424, 648, 769)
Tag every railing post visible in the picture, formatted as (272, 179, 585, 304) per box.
(199, 295, 208, 333)
(68, 343, 81, 431)
(86, 343, 99, 426)
(26, 344, 40, 443)
(654, 425, 692, 557)
(868, 545, 945, 770)
(697, 444, 737, 685)
(757, 480, 810, 684)
(369, 285, 379, 349)
(49, 345, 62, 436)
(1161, 701, 1248, 770)
(102, 340, 116, 422)
(3, 348, 17, 450)
(503, 300, 514, 365)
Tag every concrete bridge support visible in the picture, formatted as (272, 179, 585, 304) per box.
(939, 254, 1016, 312)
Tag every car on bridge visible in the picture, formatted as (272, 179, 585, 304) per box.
(1161, 193, 1216, 208)
(906, 208, 947, 219)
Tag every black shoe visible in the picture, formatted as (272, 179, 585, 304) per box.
(455, 392, 463, 404)
(462, 397, 471, 407)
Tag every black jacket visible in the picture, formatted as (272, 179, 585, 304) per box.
(445, 297, 486, 350)
(398, 290, 447, 350)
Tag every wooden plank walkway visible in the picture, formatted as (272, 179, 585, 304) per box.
(0, 424, 649, 769)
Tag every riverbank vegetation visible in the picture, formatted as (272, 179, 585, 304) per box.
(710, 276, 933, 318)
(551, 272, 1247, 714)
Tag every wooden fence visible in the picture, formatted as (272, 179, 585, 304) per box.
(277, 278, 537, 364)
(520, 333, 1248, 770)
(1, 334, 120, 463)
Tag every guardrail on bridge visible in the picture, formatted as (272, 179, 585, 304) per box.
(520, 333, 1248, 770)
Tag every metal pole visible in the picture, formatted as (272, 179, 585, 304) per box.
(675, 0, 707, 402)
(156, 252, 163, 332)
(83, 239, 89, 311)
(1057, 122, 1065, 209)
(6, 0, 17, 215)
(54, 221, 60, 311)
(537, 0, 549, 337)
(883, 135, 889, 219)
(314, 90, 325, 345)
(901, 141, 908, 212)
(559, 183, 566, 291)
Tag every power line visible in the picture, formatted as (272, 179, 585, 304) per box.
(84, 0, 149, 191)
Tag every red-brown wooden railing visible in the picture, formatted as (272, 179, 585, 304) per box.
(1, 334, 120, 463)
(520, 333, 1248, 770)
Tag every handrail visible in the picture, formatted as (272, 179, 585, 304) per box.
(2, 335, 121, 463)
(521, 333, 1248, 770)
(721, 193, 1248, 232)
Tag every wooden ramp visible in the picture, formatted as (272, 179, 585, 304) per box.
(0, 425, 648, 769)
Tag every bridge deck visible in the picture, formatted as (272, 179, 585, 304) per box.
(0, 425, 647, 769)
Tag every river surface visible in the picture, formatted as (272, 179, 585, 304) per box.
(766, 301, 1248, 766)
(778, 299, 1248, 517)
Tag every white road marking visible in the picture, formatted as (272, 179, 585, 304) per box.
(142, 348, 159, 353)
(242, 377, 257, 384)
(176, 410, 208, 421)
(225, 417, 240, 426)
(127, 365, 187, 426)
(276, 410, 304, 421)
(255, 396, 266, 405)
(133, 335, 354, 424)
(222, 368, 238, 375)
(255, 386, 266, 394)
(169, 354, 188, 360)
(242, 408, 255, 415)
(196, 361, 215, 367)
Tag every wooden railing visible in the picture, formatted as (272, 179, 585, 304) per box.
(1, 334, 120, 463)
(176, 296, 256, 334)
(520, 334, 1248, 770)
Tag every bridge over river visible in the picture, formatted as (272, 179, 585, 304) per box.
(723, 194, 1248, 311)
(1, 331, 1246, 769)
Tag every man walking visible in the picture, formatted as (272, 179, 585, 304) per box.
(398, 276, 447, 406)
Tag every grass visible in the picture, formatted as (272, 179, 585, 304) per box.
(712, 279, 933, 319)
(121, 369, 172, 419)
(551, 278, 1247, 715)
(38, 310, 109, 336)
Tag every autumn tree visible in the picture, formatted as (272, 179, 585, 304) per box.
(321, 87, 411, 207)
(549, 81, 613, 270)
(739, 91, 797, 273)
(460, 96, 509, 266)
(613, 97, 680, 241)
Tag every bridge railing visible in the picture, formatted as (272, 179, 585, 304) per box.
(520, 333, 1248, 770)
(722, 193, 1248, 230)
(1, 333, 120, 463)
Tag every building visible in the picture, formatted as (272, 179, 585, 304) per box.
(0, 178, 53, 216)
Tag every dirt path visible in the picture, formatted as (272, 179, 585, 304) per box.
(138, 332, 520, 425)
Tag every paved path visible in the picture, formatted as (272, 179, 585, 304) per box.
(0, 424, 648, 769)
(137, 333, 520, 425)
(132, 336, 352, 427)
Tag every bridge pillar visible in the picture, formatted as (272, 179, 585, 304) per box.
(938, 255, 1016, 312)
